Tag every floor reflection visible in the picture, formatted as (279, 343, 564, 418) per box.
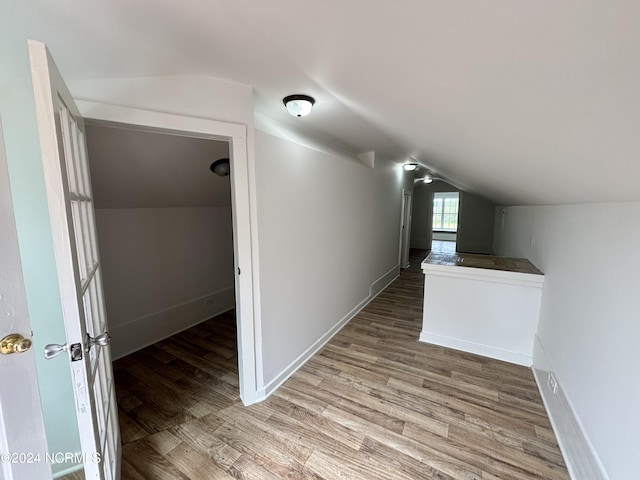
(431, 239, 456, 253)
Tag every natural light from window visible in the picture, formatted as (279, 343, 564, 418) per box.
(433, 192, 459, 231)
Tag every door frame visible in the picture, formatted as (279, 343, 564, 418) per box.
(398, 189, 413, 269)
(76, 100, 263, 405)
(0, 116, 52, 480)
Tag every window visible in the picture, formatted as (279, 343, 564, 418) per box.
(432, 192, 459, 231)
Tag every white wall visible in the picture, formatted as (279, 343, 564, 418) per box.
(498, 203, 640, 480)
(254, 129, 412, 389)
(95, 207, 235, 359)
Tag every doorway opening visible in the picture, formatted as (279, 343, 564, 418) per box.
(84, 122, 237, 361)
(72, 122, 243, 479)
(431, 191, 459, 253)
(40, 96, 261, 479)
(76, 102, 260, 409)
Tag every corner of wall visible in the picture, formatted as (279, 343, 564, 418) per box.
(492, 205, 506, 256)
(356, 151, 375, 168)
(532, 335, 609, 480)
(260, 263, 399, 401)
(109, 287, 235, 360)
(254, 114, 362, 167)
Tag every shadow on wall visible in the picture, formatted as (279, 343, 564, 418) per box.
(410, 180, 495, 254)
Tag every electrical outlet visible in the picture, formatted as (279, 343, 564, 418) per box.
(547, 373, 558, 395)
(530, 235, 535, 248)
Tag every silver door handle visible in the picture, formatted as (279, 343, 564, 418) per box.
(44, 343, 67, 360)
(87, 332, 110, 351)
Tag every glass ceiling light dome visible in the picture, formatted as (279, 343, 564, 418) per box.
(283, 94, 315, 117)
(210, 158, 230, 176)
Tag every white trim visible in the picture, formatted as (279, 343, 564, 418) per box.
(76, 101, 245, 140)
(432, 191, 460, 232)
(398, 189, 413, 269)
(111, 287, 234, 332)
(75, 100, 262, 405)
(532, 336, 609, 480)
(398, 194, 406, 266)
(260, 265, 400, 401)
(433, 191, 459, 200)
(247, 137, 264, 397)
(420, 332, 532, 366)
(422, 265, 545, 289)
(370, 264, 400, 297)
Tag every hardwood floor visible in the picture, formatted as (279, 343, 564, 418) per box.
(114, 249, 569, 479)
(431, 240, 456, 253)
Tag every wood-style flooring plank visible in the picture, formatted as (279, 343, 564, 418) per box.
(114, 251, 569, 479)
(165, 442, 235, 480)
(122, 438, 190, 479)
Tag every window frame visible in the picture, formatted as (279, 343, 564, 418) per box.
(432, 192, 459, 232)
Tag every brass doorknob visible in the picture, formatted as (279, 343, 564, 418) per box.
(0, 334, 33, 354)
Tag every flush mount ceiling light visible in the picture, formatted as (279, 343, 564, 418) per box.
(210, 158, 230, 177)
(403, 163, 418, 171)
(423, 176, 433, 184)
(283, 94, 315, 117)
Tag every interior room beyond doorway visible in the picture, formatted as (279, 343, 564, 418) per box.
(431, 191, 459, 253)
(85, 123, 237, 366)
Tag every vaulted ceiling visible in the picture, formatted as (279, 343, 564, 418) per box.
(86, 125, 231, 209)
(3, 0, 639, 205)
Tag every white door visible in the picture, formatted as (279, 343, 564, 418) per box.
(29, 40, 121, 479)
(0, 117, 52, 480)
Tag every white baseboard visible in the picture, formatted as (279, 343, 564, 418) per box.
(109, 287, 235, 360)
(419, 332, 532, 366)
(532, 335, 608, 480)
(370, 264, 400, 297)
(260, 265, 400, 400)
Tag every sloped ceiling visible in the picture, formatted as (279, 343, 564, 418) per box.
(86, 125, 231, 209)
(3, 1, 639, 205)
